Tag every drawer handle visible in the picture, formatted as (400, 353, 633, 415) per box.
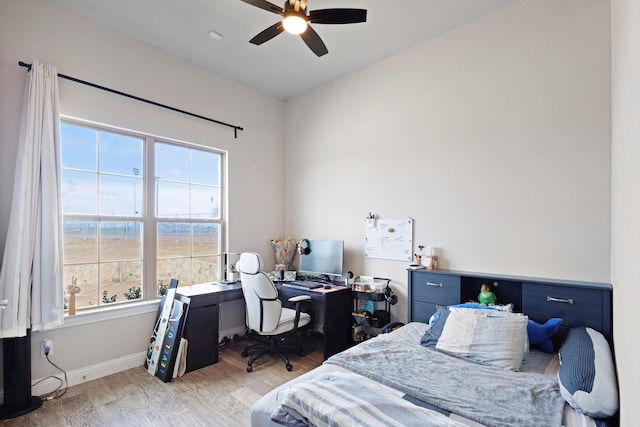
(547, 296, 574, 305)
(426, 282, 444, 288)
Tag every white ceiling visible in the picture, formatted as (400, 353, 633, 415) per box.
(47, 0, 519, 100)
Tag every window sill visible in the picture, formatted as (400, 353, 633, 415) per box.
(62, 299, 160, 329)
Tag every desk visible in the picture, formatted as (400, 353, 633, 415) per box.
(176, 282, 243, 373)
(276, 283, 353, 360)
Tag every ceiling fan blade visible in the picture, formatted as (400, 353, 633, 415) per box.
(300, 26, 328, 57)
(240, 0, 283, 15)
(249, 22, 285, 45)
(309, 8, 367, 24)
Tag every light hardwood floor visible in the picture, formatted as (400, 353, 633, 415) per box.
(2, 336, 324, 426)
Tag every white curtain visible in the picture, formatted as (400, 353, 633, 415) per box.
(0, 59, 64, 338)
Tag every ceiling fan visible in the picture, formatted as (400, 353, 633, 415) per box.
(240, 0, 367, 57)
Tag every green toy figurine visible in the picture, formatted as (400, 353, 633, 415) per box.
(478, 284, 497, 305)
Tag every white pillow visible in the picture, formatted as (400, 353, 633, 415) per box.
(436, 308, 528, 371)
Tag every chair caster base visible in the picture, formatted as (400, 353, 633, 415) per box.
(247, 365, 253, 373)
(286, 364, 292, 371)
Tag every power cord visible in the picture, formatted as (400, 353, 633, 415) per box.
(31, 353, 69, 401)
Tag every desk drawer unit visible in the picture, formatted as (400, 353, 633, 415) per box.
(409, 271, 461, 323)
(277, 284, 353, 359)
(183, 300, 219, 373)
(522, 283, 608, 336)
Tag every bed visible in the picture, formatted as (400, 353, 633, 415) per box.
(250, 273, 618, 427)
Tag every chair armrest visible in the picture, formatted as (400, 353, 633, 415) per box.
(288, 295, 311, 303)
(288, 295, 311, 330)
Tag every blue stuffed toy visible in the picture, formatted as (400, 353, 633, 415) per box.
(527, 318, 563, 353)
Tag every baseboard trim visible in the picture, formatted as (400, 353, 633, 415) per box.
(1, 327, 248, 400)
(30, 352, 146, 397)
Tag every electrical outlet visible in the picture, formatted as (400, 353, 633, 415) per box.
(41, 338, 53, 358)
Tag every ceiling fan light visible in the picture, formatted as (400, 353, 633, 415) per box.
(282, 14, 307, 34)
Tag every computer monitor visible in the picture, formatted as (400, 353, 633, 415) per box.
(298, 239, 344, 278)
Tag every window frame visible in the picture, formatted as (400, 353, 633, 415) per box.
(61, 118, 226, 312)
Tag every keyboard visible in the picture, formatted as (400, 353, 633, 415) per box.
(283, 281, 323, 290)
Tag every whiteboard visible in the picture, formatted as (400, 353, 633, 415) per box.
(364, 217, 413, 261)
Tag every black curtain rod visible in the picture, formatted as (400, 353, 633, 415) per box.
(19, 61, 243, 138)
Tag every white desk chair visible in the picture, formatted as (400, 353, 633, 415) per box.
(236, 252, 311, 372)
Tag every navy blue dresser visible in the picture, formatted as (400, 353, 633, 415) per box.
(408, 269, 612, 342)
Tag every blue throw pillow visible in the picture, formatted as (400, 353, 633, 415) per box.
(558, 327, 618, 418)
(527, 318, 562, 353)
(422, 306, 451, 346)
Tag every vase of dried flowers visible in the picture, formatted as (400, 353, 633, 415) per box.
(271, 237, 297, 271)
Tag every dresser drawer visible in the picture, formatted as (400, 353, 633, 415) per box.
(411, 301, 438, 324)
(522, 283, 604, 331)
(411, 272, 461, 305)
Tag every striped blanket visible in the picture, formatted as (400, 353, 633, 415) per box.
(271, 371, 466, 427)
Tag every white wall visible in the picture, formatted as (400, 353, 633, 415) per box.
(2, 0, 631, 419)
(285, 0, 611, 326)
(0, 0, 285, 389)
(611, 0, 640, 423)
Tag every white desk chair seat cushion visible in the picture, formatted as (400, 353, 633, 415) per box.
(272, 306, 311, 335)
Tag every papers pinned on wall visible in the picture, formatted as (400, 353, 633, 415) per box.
(364, 217, 413, 261)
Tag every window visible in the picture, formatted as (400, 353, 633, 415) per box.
(154, 142, 221, 292)
(61, 121, 223, 311)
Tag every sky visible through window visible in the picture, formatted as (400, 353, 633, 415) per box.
(61, 124, 221, 218)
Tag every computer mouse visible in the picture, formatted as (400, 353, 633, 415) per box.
(323, 285, 331, 289)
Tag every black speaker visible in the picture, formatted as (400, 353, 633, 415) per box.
(0, 331, 42, 419)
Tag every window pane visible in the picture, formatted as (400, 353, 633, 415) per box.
(191, 185, 219, 219)
(100, 175, 142, 216)
(157, 181, 189, 217)
(100, 261, 143, 305)
(62, 170, 97, 214)
(123, 281, 143, 302)
(156, 143, 189, 182)
(64, 264, 99, 309)
(157, 258, 191, 287)
(64, 221, 97, 263)
(192, 223, 220, 257)
(100, 222, 142, 262)
(157, 223, 190, 258)
(193, 256, 218, 283)
(99, 131, 143, 176)
(191, 150, 220, 186)
(61, 123, 97, 171)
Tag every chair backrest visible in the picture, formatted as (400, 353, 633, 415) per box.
(236, 252, 282, 333)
